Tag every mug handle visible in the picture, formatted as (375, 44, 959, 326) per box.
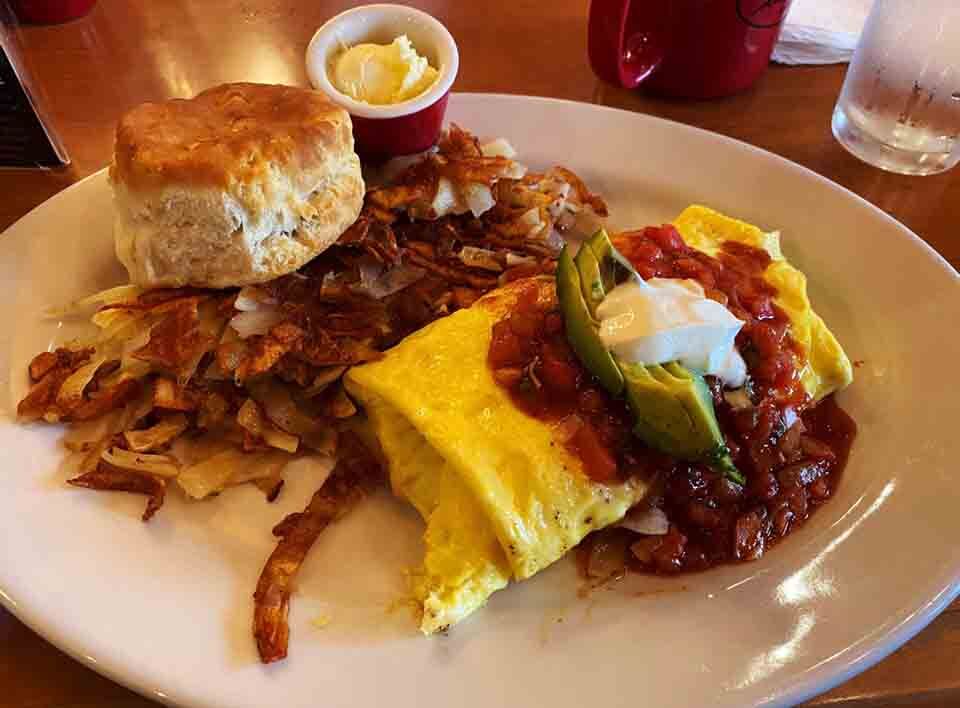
(587, 0, 665, 89)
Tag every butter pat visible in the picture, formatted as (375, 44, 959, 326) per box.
(330, 35, 439, 105)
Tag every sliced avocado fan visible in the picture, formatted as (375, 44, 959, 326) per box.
(557, 229, 744, 485)
(556, 248, 623, 397)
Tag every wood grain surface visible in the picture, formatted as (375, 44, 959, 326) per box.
(1, 2, 957, 707)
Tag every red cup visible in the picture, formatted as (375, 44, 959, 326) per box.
(11, 0, 96, 24)
(306, 5, 459, 161)
(588, 0, 793, 99)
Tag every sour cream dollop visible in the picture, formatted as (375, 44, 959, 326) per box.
(596, 275, 747, 388)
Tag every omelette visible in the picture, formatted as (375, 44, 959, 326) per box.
(346, 277, 651, 633)
(671, 205, 852, 401)
(344, 205, 852, 634)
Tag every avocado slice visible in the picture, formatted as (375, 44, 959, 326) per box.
(556, 231, 743, 484)
(557, 247, 624, 397)
(574, 242, 606, 317)
(585, 229, 636, 293)
(619, 361, 744, 484)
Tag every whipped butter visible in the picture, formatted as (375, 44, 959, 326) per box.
(329, 35, 439, 105)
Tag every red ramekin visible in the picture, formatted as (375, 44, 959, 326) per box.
(305, 4, 459, 161)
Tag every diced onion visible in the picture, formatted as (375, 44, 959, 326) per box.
(247, 381, 337, 455)
(519, 207, 541, 228)
(177, 447, 293, 499)
(55, 357, 107, 408)
(93, 310, 151, 357)
(545, 229, 566, 252)
(547, 196, 568, 219)
(724, 388, 753, 410)
(118, 388, 155, 431)
(177, 300, 226, 384)
(177, 449, 245, 499)
(782, 407, 799, 430)
(229, 309, 285, 339)
(480, 138, 517, 158)
(228, 450, 290, 486)
(123, 414, 189, 453)
(234, 286, 277, 312)
(237, 399, 300, 453)
(501, 161, 527, 180)
(506, 253, 538, 267)
(303, 366, 348, 398)
(572, 206, 604, 238)
(120, 323, 155, 356)
(356, 259, 384, 290)
(618, 506, 669, 536)
(463, 183, 496, 217)
(46, 284, 145, 318)
(585, 535, 629, 581)
(97, 358, 152, 390)
(430, 177, 459, 217)
(62, 407, 125, 452)
(101, 446, 180, 478)
(262, 425, 299, 454)
(350, 263, 426, 299)
(459, 246, 503, 272)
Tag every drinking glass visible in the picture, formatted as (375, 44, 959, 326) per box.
(831, 0, 960, 176)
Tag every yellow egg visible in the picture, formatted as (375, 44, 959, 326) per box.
(345, 206, 853, 634)
(345, 279, 650, 634)
(672, 205, 853, 401)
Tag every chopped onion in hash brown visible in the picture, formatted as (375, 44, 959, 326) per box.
(17, 123, 604, 517)
(16, 124, 608, 663)
(17, 123, 605, 520)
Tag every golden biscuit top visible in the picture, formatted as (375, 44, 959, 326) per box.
(111, 83, 353, 191)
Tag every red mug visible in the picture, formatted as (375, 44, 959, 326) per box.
(11, 0, 96, 23)
(588, 0, 793, 99)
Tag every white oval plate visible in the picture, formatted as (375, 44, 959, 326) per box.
(1, 94, 958, 708)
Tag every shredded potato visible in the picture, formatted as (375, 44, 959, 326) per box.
(68, 466, 166, 521)
(253, 433, 382, 663)
(16, 125, 607, 663)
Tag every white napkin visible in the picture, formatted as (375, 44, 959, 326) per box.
(772, 0, 874, 65)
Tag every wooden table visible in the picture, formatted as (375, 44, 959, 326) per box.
(1, 2, 958, 706)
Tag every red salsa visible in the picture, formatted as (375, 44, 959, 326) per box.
(487, 225, 857, 575)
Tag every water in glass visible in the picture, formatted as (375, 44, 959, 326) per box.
(832, 0, 960, 175)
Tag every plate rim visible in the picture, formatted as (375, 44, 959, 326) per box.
(1, 92, 958, 708)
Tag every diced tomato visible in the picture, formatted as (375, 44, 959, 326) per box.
(543, 312, 563, 335)
(508, 311, 540, 339)
(577, 387, 606, 416)
(569, 423, 618, 483)
(673, 257, 716, 288)
(514, 280, 541, 312)
(625, 239, 663, 270)
(636, 264, 658, 280)
(493, 231, 858, 578)
(646, 224, 687, 252)
(489, 322, 533, 368)
(540, 351, 579, 395)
